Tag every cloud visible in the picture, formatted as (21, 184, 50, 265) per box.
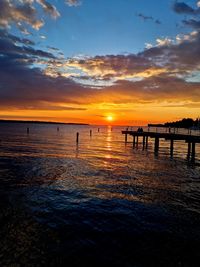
(65, 0, 81, 7)
(0, 1, 200, 115)
(0, 0, 44, 30)
(36, 0, 60, 18)
(0, 0, 60, 32)
(1, 28, 200, 112)
(136, 13, 161, 25)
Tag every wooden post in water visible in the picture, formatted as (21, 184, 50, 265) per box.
(133, 135, 136, 147)
(187, 142, 191, 160)
(145, 136, 148, 149)
(90, 130, 92, 137)
(76, 132, 79, 143)
(191, 142, 196, 163)
(125, 133, 128, 143)
(57, 127, 59, 132)
(27, 127, 29, 134)
(170, 139, 174, 157)
(154, 137, 159, 153)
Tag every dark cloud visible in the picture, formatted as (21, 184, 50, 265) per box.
(183, 18, 200, 29)
(0, 30, 55, 59)
(172, 1, 200, 15)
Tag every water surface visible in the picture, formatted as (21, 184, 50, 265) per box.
(0, 123, 200, 267)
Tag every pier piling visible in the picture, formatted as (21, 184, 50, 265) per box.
(143, 136, 145, 150)
(191, 142, 196, 163)
(145, 136, 148, 149)
(154, 137, 159, 153)
(187, 142, 191, 160)
(170, 139, 174, 157)
(125, 134, 128, 143)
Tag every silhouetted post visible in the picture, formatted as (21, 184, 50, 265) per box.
(76, 132, 79, 143)
(90, 130, 92, 137)
(143, 136, 145, 150)
(98, 128, 100, 132)
(145, 136, 148, 149)
(133, 136, 136, 147)
(154, 137, 159, 153)
(125, 133, 128, 143)
(57, 127, 59, 131)
(27, 127, 29, 134)
(191, 142, 196, 163)
(170, 139, 174, 157)
(187, 142, 191, 160)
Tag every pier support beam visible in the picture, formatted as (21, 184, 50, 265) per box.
(170, 139, 174, 157)
(143, 136, 145, 150)
(154, 137, 159, 153)
(187, 142, 191, 160)
(136, 136, 139, 147)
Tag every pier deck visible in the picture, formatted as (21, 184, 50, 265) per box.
(122, 130, 200, 162)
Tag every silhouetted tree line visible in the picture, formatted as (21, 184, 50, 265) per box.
(164, 118, 200, 129)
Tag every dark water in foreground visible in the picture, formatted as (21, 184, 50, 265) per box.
(0, 123, 200, 267)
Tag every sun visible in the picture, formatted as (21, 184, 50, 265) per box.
(107, 116, 113, 122)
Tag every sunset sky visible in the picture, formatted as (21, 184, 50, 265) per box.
(0, 0, 200, 125)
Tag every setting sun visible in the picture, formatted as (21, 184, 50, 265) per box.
(107, 116, 113, 122)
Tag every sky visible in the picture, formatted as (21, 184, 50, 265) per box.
(0, 0, 200, 125)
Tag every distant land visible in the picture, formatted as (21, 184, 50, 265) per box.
(148, 118, 200, 129)
(0, 119, 89, 126)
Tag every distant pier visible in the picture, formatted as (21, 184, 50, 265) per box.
(122, 129, 200, 162)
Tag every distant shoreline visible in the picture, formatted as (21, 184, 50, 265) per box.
(0, 119, 89, 126)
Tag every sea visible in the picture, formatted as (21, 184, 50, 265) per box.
(0, 122, 200, 267)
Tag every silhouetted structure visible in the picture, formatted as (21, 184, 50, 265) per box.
(122, 129, 200, 163)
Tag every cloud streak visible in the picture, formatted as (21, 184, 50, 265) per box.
(136, 13, 161, 25)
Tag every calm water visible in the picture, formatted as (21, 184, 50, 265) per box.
(0, 123, 200, 267)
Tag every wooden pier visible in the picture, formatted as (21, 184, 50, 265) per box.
(122, 130, 200, 162)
